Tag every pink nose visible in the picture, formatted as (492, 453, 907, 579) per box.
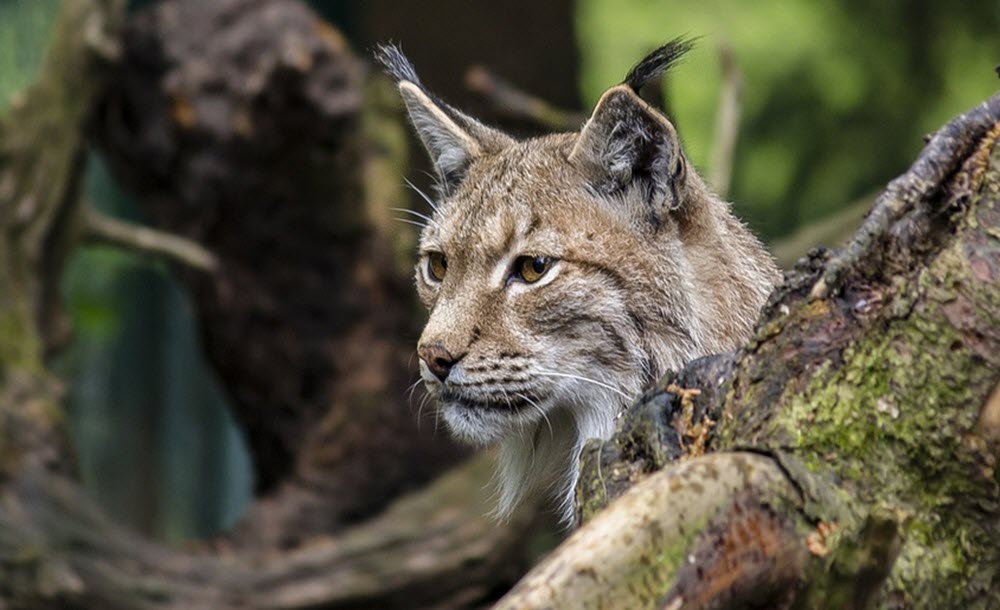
(418, 344, 460, 381)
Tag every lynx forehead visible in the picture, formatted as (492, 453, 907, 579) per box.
(377, 40, 780, 524)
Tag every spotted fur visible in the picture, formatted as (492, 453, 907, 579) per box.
(378, 44, 780, 525)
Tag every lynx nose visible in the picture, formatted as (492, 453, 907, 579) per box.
(418, 344, 462, 382)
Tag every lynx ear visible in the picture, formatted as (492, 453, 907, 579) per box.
(375, 44, 512, 193)
(570, 38, 694, 219)
(397, 83, 485, 189)
(570, 85, 686, 216)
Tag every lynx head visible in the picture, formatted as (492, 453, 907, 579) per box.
(376, 41, 779, 524)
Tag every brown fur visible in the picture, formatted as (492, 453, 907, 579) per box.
(378, 43, 780, 524)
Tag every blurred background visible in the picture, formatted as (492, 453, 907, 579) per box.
(1, 0, 997, 542)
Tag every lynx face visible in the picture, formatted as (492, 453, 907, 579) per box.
(416, 137, 656, 442)
(378, 42, 780, 524)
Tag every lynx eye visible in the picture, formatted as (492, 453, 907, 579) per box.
(515, 256, 554, 283)
(427, 252, 447, 282)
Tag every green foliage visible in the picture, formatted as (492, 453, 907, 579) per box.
(0, 0, 61, 110)
(576, 0, 1000, 239)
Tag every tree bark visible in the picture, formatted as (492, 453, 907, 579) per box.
(500, 91, 1000, 609)
(0, 0, 126, 479)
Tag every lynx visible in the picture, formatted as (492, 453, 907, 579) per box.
(377, 40, 780, 524)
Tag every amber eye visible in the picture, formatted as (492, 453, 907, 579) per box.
(515, 256, 554, 283)
(427, 252, 447, 282)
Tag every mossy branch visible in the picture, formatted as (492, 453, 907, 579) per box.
(0, 0, 126, 473)
(559, 91, 1000, 609)
(496, 453, 809, 610)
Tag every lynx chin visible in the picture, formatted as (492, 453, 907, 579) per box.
(376, 40, 780, 525)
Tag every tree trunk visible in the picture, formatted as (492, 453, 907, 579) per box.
(90, 0, 467, 541)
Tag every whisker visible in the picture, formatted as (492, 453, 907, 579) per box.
(499, 389, 522, 433)
(518, 392, 553, 439)
(403, 176, 440, 213)
(407, 378, 429, 430)
(414, 394, 425, 431)
(405, 378, 424, 404)
(416, 169, 444, 194)
(416, 391, 430, 420)
(394, 217, 429, 229)
(535, 370, 632, 401)
(391, 207, 438, 226)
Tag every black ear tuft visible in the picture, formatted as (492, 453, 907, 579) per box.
(623, 37, 696, 93)
(372, 42, 516, 196)
(373, 43, 422, 87)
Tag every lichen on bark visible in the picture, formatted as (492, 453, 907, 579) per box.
(559, 94, 1000, 609)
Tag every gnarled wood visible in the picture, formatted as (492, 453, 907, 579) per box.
(0, 2, 552, 608)
(552, 91, 1000, 609)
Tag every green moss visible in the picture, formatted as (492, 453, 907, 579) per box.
(0, 310, 41, 374)
(755, 154, 1000, 604)
(572, 118, 1000, 609)
(694, 141, 1000, 608)
(616, 501, 716, 606)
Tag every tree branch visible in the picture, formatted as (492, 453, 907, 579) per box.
(81, 203, 219, 272)
(708, 43, 743, 198)
(0, 0, 126, 471)
(0, 455, 547, 610)
(464, 65, 586, 131)
(496, 453, 808, 609)
(768, 191, 877, 268)
(562, 91, 1000, 608)
(810, 91, 1000, 298)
